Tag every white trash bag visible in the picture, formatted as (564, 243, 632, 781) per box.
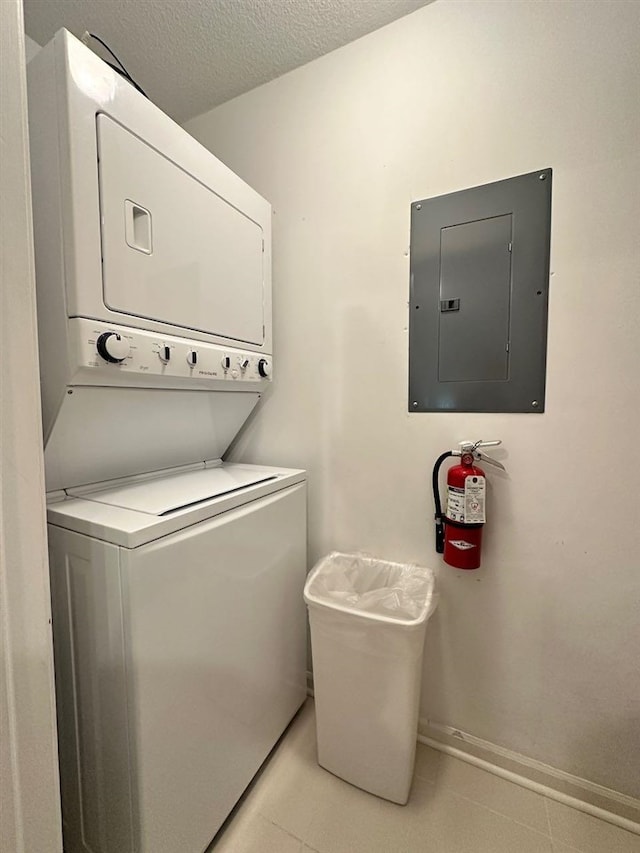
(304, 551, 437, 623)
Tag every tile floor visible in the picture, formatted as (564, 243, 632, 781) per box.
(209, 701, 639, 853)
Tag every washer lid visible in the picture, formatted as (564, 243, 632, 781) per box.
(66, 465, 276, 516)
(50, 463, 306, 548)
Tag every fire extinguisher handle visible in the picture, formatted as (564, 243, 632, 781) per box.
(460, 439, 501, 452)
(475, 451, 506, 471)
(459, 439, 506, 471)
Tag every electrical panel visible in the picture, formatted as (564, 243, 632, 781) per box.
(409, 169, 552, 413)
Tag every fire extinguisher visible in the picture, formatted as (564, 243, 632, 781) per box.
(432, 440, 505, 570)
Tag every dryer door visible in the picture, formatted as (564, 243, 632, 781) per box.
(96, 114, 265, 345)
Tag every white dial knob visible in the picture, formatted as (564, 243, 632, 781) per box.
(158, 345, 171, 363)
(187, 350, 198, 367)
(221, 356, 231, 370)
(258, 358, 271, 378)
(240, 357, 250, 371)
(96, 332, 130, 363)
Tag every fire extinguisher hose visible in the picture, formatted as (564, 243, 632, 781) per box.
(432, 451, 454, 554)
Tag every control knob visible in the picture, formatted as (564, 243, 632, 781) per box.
(258, 358, 271, 378)
(187, 350, 198, 367)
(240, 357, 250, 371)
(158, 345, 171, 363)
(96, 332, 130, 364)
(221, 356, 231, 370)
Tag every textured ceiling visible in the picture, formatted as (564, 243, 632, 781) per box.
(24, 0, 433, 122)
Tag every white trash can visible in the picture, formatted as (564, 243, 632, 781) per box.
(304, 552, 437, 805)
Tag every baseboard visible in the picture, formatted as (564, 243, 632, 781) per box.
(305, 669, 638, 832)
(418, 718, 640, 834)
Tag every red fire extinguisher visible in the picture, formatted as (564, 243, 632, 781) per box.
(432, 440, 505, 570)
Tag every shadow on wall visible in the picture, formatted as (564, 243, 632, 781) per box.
(421, 588, 640, 807)
(326, 294, 422, 559)
(570, 714, 640, 803)
(418, 563, 516, 744)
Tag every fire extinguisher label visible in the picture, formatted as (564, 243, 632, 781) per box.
(446, 486, 466, 522)
(464, 475, 486, 523)
(447, 477, 486, 523)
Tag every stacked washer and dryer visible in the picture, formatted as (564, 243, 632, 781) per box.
(27, 30, 307, 853)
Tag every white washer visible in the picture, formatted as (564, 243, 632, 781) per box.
(48, 462, 307, 853)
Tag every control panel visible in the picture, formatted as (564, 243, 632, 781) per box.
(69, 318, 272, 388)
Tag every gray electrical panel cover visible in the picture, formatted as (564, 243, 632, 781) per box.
(409, 169, 551, 413)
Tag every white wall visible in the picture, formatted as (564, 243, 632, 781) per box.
(0, 2, 62, 850)
(25, 33, 41, 61)
(186, 0, 640, 800)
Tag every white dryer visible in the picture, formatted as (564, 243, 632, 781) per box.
(48, 463, 306, 853)
(27, 28, 274, 492)
(27, 29, 307, 853)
